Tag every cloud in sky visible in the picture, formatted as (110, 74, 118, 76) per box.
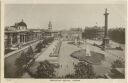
(5, 4, 127, 30)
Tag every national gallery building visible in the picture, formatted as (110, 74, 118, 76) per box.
(4, 19, 52, 51)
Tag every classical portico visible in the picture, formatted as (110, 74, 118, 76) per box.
(5, 20, 32, 49)
(4, 20, 52, 51)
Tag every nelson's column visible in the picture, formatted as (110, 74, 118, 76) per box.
(102, 8, 110, 50)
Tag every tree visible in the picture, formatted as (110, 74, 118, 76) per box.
(26, 46, 34, 59)
(36, 60, 55, 78)
(15, 52, 28, 67)
(74, 62, 95, 78)
(111, 59, 124, 68)
(108, 28, 125, 44)
(65, 74, 75, 78)
(36, 42, 43, 53)
(82, 26, 101, 40)
(15, 47, 34, 77)
(110, 59, 125, 78)
(15, 52, 28, 77)
(42, 38, 48, 45)
(15, 46, 34, 67)
(15, 66, 26, 78)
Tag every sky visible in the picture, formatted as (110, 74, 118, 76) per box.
(5, 4, 127, 30)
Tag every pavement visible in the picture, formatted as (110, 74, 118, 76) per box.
(22, 40, 125, 78)
(35, 40, 59, 62)
(26, 40, 80, 78)
(34, 40, 125, 77)
(82, 40, 125, 76)
(55, 41, 80, 77)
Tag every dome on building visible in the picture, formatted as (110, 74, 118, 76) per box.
(17, 19, 27, 27)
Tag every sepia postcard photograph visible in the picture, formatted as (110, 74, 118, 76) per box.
(0, 0, 127, 83)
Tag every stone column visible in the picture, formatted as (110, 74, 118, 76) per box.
(17, 34, 20, 44)
(102, 8, 110, 50)
(25, 35, 27, 42)
(31, 34, 32, 40)
(24, 35, 26, 42)
(26, 35, 27, 42)
(6, 34, 9, 49)
(21, 35, 22, 43)
(22, 35, 24, 43)
(20, 35, 21, 42)
(104, 8, 109, 38)
(27, 35, 29, 42)
(24, 35, 25, 43)
(21, 35, 23, 43)
(10, 34, 13, 46)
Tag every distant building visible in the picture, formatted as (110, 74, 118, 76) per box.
(48, 21, 52, 30)
(69, 28, 82, 41)
(83, 26, 104, 40)
(60, 28, 82, 41)
(52, 31, 61, 40)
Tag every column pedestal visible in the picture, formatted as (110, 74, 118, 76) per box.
(102, 37, 109, 50)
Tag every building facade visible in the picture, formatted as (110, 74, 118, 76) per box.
(60, 28, 82, 41)
(4, 20, 47, 50)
